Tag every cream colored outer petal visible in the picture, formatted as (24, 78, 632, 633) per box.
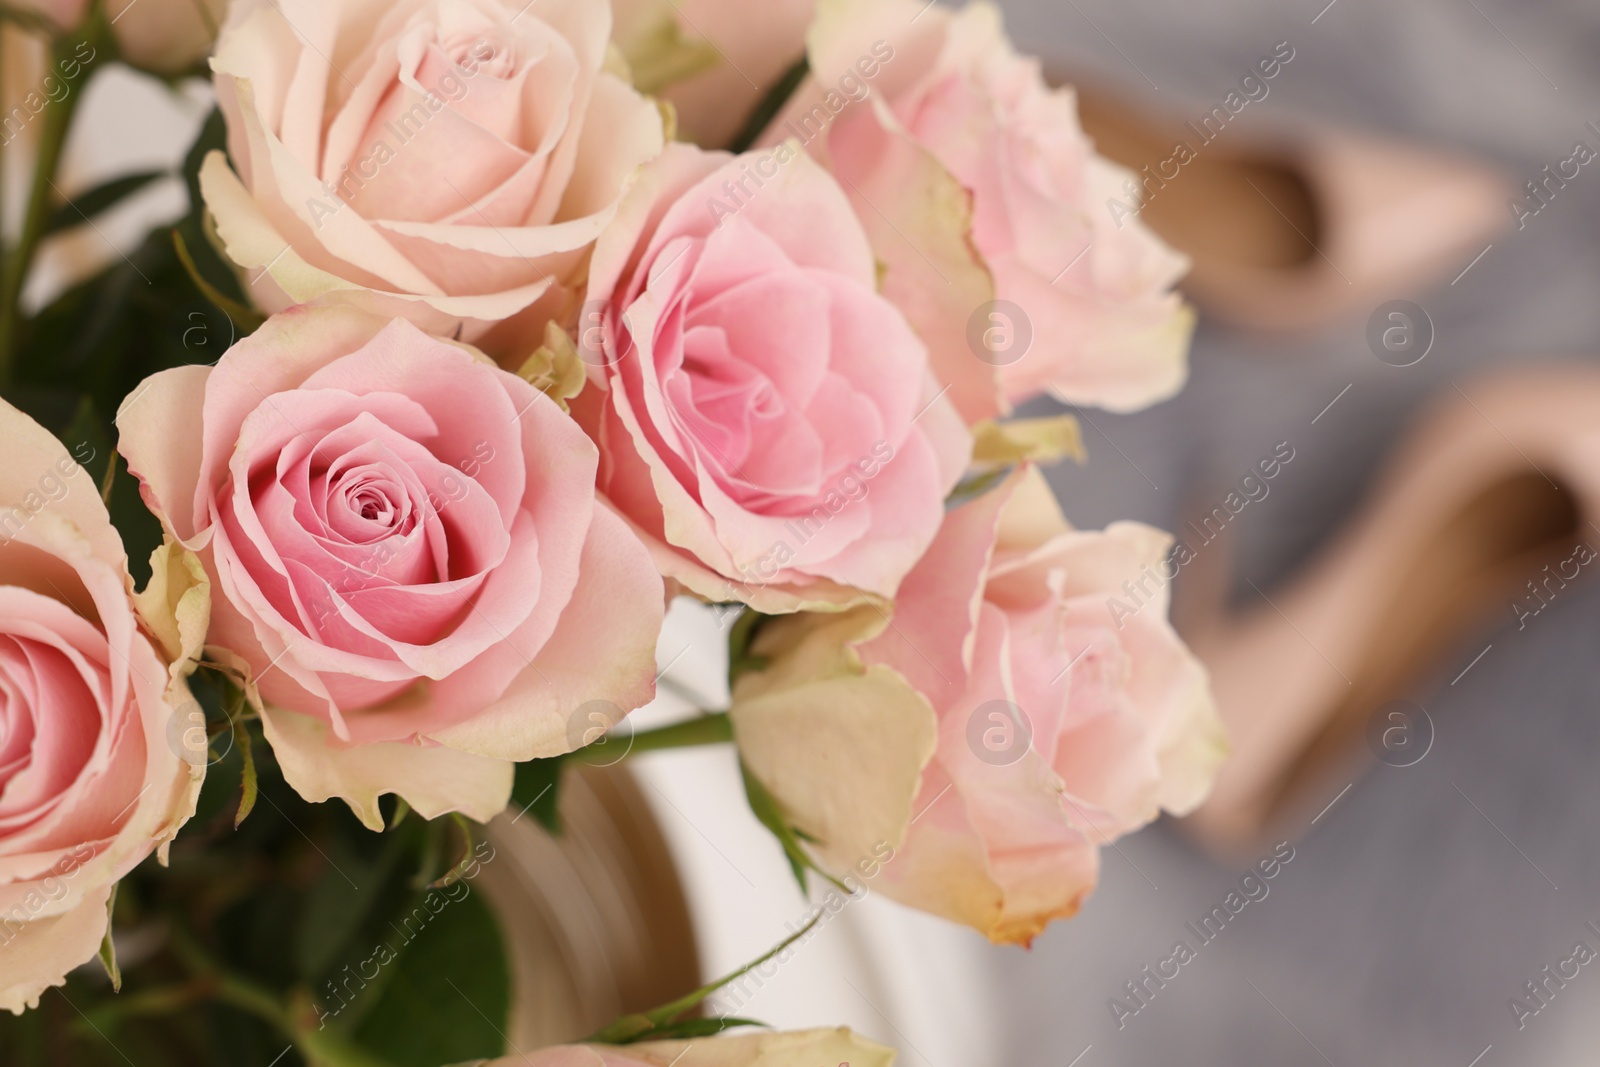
(620, 1027, 898, 1067)
(730, 608, 938, 874)
(0, 886, 111, 1016)
(116, 365, 212, 545)
(1153, 644, 1228, 817)
(1037, 296, 1196, 415)
(870, 771, 1018, 940)
(199, 152, 556, 339)
(131, 539, 212, 864)
(257, 705, 514, 831)
(881, 769, 1099, 945)
(992, 463, 1073, 549)
(0, 396, 123, 566)
(133, 538, 212, 672)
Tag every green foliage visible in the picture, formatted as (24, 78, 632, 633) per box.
(510, 755, 567, 835)
(726, 608, 772, 687)
(42, 169, 167, 237)
(351, 889, 510, 1067)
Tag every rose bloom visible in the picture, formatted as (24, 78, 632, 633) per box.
(116, 306, 663, 828)
(108, 0, 228, 73)
(0, 401, 207, 1013)
(769, 0, 1193, 424)
(573, 142, 970, 613)
(15, 0, 225, 72)
(202, 0, 665, 360)
(732, 466, 1225, 944)
(610, 0, 816, 148)
(482, 1028, 892, 1067)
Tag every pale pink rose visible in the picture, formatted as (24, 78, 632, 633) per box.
(572, 142, 970, 613)
(200, 0, 665, 362)
(480, 1028, 893, 1066)
(0, 401, 207, 1014)
(771, 0, 1193, 424)
(109, 0, 228, 73)
(610, 0, 815, 148)
(13, 0, 225, 73)
(10, 0, 74, 21)
(116, 306, 664, 829)
(733, 467, 1224, 944)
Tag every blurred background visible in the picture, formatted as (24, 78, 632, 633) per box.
(39, 0, 1600, 1062)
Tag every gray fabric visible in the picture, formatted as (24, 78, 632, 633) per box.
(977, 1, 1600, 1063)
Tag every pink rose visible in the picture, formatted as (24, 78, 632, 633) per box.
(774, 0, 1193, 423)
(732, 467, 1224, 944)
(0, 401, 207, 1013)
(14, 0, 226, 73)
(573, 142, 970, 613)
(200, 0, 666, 361)
(611, 0, 816, 148)
(116, 306, 664, 828)
(109, 0, 228, 73)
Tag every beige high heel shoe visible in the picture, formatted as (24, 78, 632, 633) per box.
(478, 763, 702, 1044)
(1182, 368, 1600, 853)
(1068, 83, 1511, 332)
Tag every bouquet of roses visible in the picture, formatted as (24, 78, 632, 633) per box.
(0, 0, 1225, 1061)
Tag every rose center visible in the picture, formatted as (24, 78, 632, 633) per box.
(441, 28, 516, 80)
(331, 467, 414, 543)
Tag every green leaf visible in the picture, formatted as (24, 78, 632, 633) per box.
(510, 755, 566, 835)
(58, 395, 113, 487)
(222, 691, 258, 828)
(172, 227, 265, 333)
(292, 826, 414, 985)
(427, 816, 478, 890)
(945, 465, 1016, 511)
(640, 1017, 766, 1039)
(44, 170, 167, 237)
(739, 760, 812, 894)
(351, 887, 510, 1067)
(726, 609, 771, 687)
(96, 883, 121, 993)
(586, 911, 820, 1044)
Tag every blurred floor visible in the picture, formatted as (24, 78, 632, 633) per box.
(999, 0, 1600, 1064)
